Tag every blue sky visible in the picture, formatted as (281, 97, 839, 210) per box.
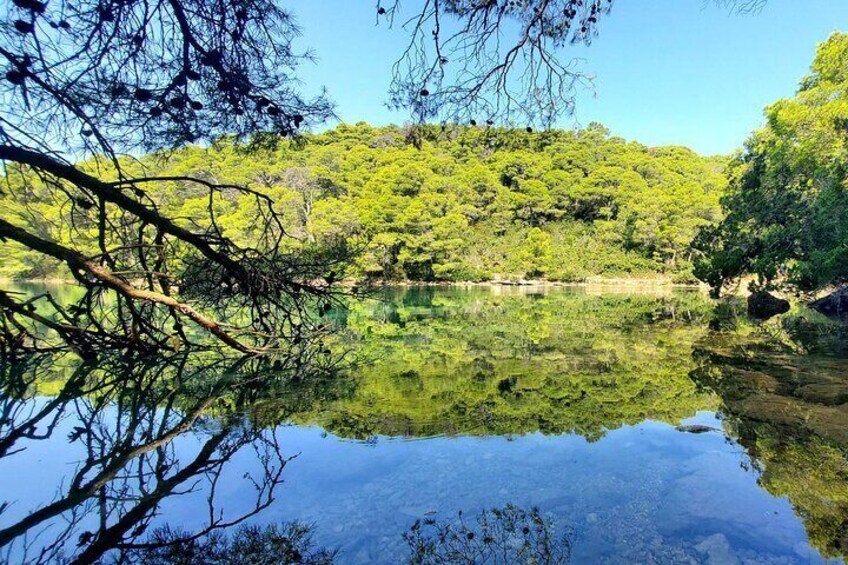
(288, 0, 848, 155)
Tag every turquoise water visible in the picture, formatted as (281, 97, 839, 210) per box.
(1, 285, 846, 563)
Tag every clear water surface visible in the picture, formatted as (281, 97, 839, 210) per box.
(1, 284, 847, 564)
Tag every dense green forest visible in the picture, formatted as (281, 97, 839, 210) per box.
(0, 123, 726, 283)
(695, 32, 848, 296)
(7, 31, 847, 293)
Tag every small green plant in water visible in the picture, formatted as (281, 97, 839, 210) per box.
(405, 504, 572, 564)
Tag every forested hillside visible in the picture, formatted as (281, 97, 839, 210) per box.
(1, 123, 726, 283)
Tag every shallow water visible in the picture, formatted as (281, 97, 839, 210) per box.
(2, 285, 848, 563)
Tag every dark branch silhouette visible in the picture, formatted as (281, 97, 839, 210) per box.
(380, 0, 767, 127)
(0, 0, 771, 356)
(0, 0, 346, 356)
(0, 347, 348, 564)
(383, 0, 610, 127)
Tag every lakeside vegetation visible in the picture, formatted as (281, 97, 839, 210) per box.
(0, 123, 726, 284)
(6, 32, 848, 302)
(695, 32, 848, 297)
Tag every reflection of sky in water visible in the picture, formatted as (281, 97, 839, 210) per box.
(2, 406, 833, 564)
(250, 415, 826, 564)
(3, 286, 847, 564)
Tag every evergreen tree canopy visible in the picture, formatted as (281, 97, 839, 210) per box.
(1, 123, 727, 284)
(694, 33, 848, 296)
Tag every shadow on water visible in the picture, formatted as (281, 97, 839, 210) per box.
(2, 285, 848, 562)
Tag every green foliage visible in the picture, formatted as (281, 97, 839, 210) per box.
(695, 33, 848, 295)
(286, 287, 719, 440)
(518, 228, 554, 277)
(0, 123, 725, 283)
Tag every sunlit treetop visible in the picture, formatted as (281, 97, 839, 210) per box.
(693, 31, 848, 295)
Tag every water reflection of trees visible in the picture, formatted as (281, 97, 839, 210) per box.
(112, 504, 572, 565)
(10, 289, 848, 563)
(0, 289, 723, 563)
(691, 310, 848, 560)
(117, 523, 337, 565)
(0, 350, 346, 564)
(290, 290, 719, 440)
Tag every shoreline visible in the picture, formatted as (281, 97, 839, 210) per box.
(1, 276, 707, 290)
(375, 278, 702, 288)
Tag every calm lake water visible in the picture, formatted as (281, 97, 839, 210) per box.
(2, 285, 848, 563)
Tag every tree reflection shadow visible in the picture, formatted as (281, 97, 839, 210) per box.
(0, 350, 347, 564)
(118, 523, 337, 565)
(115, 505, 571, 565)
(692, 307, 848, 560)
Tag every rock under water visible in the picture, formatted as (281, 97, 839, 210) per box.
(810, 288, 848, 320)
(747, 291, 790, 320)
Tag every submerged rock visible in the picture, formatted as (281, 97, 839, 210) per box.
(810, 288, 848, 320)
(675, 424, 719, 434)
(747, 291, 790, 320)
(695, 533, 739, 565)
